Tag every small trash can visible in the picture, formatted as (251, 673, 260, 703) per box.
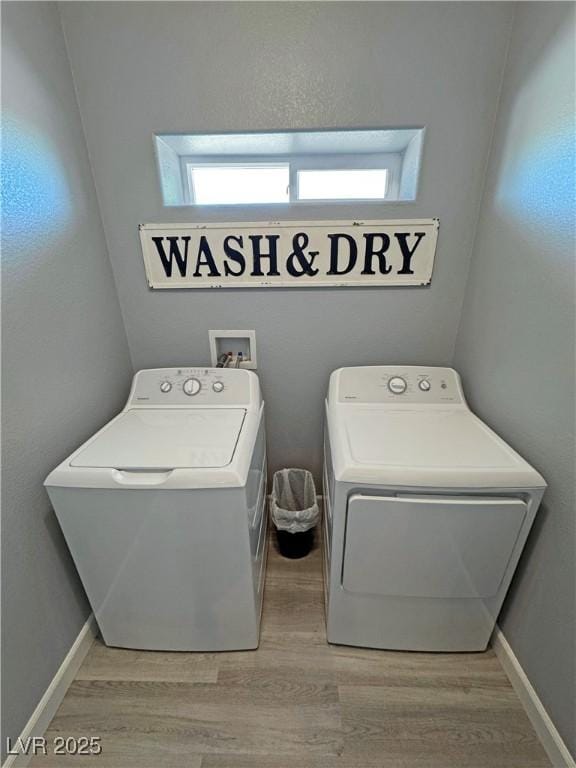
(270, 469, 319, 559)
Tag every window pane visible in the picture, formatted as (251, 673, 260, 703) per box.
(190, 165, 289, 205)
(297, 169, 388, 201)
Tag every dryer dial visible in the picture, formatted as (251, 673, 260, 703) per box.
(388, 376, 407, 395)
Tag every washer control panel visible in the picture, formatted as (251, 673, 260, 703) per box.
(128, 368, 252, 406)
(335, 367, 465, 405)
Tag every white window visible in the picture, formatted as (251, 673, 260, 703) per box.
(297, 169, 388, 201)
(188, 164, 289, 205)
(155, 128, 424, 206)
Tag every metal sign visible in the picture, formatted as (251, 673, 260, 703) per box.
(139, 219, 439, 289)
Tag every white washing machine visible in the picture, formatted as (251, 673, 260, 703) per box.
(323, 366, 546, 652)
(45, 367, 267, 651)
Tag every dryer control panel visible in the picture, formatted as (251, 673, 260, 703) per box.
(332, 366, 465, 405)
(127, 367, 256, 407)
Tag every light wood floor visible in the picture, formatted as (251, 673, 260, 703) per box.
(33, 535, 550, 768)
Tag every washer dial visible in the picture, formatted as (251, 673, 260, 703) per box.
(388, 376, 407, 395)
(183, 377, 202, 396)
(212, 381, 224, 393)
(418, 379, 431, 392)
(159, 381, 172, 393)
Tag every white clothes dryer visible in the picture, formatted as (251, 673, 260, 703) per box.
(45, 367, 267, 651)
(323, 366, 546, 652)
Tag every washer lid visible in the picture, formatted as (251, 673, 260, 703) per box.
(337, 408, 545, 487)
(71, 409, 246, 469)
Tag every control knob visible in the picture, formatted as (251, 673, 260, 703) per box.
(212, 381, 224, 393)
(159, 381, 172, 393)
(418, 379, 431, 392)
(388, 376, 407, 395)
(183, 377, 202, 396)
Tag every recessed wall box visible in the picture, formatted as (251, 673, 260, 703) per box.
(209, 330, 257, 369)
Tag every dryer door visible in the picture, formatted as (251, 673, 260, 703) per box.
(342, 494, 526, 599)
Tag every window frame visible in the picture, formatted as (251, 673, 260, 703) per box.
(179, 152, 401, 206)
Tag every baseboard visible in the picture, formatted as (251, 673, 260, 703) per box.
(3, 614, 98, 768)
(492, 626, 575, 768)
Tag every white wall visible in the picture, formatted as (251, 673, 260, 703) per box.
(454, 3, 575, 756)
(59, 1, 514, 480)
(1, 4, 133, 757)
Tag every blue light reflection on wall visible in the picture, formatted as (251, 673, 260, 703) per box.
(1, 115, 71, 246)
(497, 124, 576, 235)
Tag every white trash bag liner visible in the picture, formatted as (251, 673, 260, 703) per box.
(271, 469, 319, 534)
